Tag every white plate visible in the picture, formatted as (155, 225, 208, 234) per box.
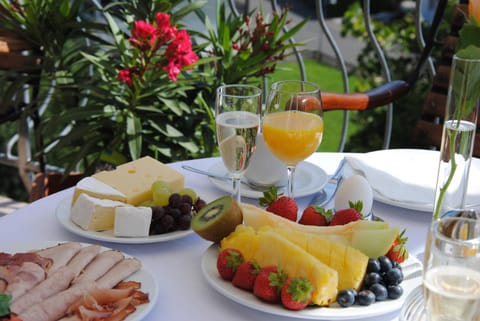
(201, 244, 423, 320)
(56, 196, 193, 244)
(2, 241, 158, 321)
(208, 161, 328, 199)
(347, 149, 480, 213)
(373, 192, 432, 212)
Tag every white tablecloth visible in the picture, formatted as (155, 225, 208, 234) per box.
(0, 152, 434, 321)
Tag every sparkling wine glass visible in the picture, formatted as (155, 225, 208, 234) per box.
(263, 80, 323, 199)
(422, 215, 480, 321)
(215, 84, 262, 203)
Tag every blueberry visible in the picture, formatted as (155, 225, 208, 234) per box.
(336, 288, 356, 307)
(387, 285, 404, 299)
(391, 260, 401, 269)
(370, 283, 388, 301)
(357, 290, 376, 306)
(384, 267, 404, 286)
(378, 256, 393, 272)
(363, 272, 383, 287)
(367, 258, 381, 273)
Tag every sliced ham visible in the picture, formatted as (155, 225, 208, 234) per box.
(0, 252, 52, 271)
(66, 245, 101, 278)
(5, 262, 46, 301)
(96, 258, 142, 289)
(0, 265, 14, 287)
(73, 250, 123, 284)
(36, 242, 82, 273)
(10, 265, 76, 315)
(17, 281, 98, 321)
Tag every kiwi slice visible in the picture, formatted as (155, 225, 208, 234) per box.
(191, 196, 243, 242)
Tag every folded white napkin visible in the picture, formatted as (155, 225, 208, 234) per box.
(346, 149, 480, 208)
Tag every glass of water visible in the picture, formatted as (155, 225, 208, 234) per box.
(422, 215, 480, 321)
(215, 84, 262, 203)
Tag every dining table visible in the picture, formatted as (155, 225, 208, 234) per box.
(0, 151, 438, 321)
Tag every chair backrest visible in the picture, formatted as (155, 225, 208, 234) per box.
(412, 3, 480, 157)
(232, 0, 454, 152)
(0, 28, 43, 192)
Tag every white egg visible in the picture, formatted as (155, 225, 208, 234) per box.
(334, 175, 373, 216)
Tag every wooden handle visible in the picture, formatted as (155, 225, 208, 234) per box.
(321, 80, 411, 111)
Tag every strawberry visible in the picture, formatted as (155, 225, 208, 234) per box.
(259, 186, 298, 221)
(299, 206, 332, 226)
(216, 248, 244, 281)
(280, 277, 314, 310)
(232, 260, 261, 291)
(386, 229, 409, 263)
(253, 265, 287, 302)
(330, 201, 363, 226)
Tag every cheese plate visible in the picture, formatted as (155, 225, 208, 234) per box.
(56, 196, 194, 244)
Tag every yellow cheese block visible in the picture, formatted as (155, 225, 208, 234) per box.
(93, 156, 184, 205)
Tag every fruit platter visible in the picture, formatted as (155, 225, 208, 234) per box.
(190, 176, 423, 319)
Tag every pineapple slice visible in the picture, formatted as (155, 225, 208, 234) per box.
(221, 225, 259, 260)
(220, 226, 338, 306)
(266, 226, 368, 291)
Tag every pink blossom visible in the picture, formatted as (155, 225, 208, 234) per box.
(166, 30, 198, 67)
(155, 13, 171, 30)
(118, 69, 133, 86)
(164, 60, 181, 81)
(178, 51, 198, 66)
(155, 13, 176, 43)
(130, 20, 157, 50)
(132, 20, 156, 39)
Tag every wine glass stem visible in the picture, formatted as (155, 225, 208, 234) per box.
(286, 165, 296, 199)
(232, 176, 242, 203)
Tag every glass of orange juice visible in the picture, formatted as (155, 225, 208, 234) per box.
(263, 80, 323, 199)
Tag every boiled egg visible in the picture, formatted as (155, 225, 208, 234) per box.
(334, 174, 373, 216)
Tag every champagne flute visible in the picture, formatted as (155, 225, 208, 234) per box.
(215, 84, 262, 203)
(422, 215, 480, 321)
(263, 80, 323, 199)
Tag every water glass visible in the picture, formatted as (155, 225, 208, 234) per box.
(423, 216, 480, 321)
(215, 84, 262, 203)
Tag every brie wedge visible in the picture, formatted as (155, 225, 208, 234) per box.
(71, 193, 126, 231)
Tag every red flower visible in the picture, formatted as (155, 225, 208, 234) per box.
(130, 20, 157, 50)
(164, 60, 181, 81)
(119, 12, 198, 84)
(155, 12, 177, 43)
(118, 69, 133, 86)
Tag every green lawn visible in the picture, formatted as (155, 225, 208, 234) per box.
(268, 58, 359, 152)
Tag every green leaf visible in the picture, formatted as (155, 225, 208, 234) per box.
(127, 112, 142, 160)
(0, 293, 11, 317)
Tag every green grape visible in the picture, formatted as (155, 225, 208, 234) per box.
(152, 180, 172, 206)
(180, 187, 198, 201)
(140, 200, 156, 207)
